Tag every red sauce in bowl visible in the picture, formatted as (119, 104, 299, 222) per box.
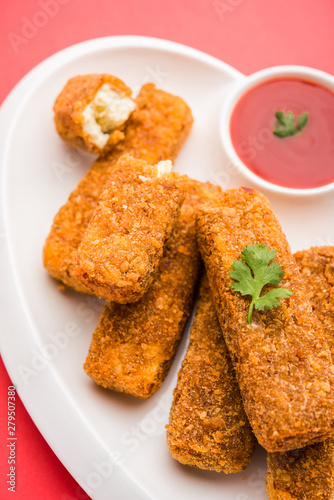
(230, 78, 334, 189)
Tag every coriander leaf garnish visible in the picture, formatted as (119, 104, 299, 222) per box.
(296, 112, 308, 131)
(273, 110, 308, 138)
(229, 244, 293, 324)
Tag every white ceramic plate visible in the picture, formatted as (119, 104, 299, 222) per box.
(1, 36, 334, 500)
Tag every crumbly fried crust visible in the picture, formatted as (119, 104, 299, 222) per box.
(53, 74, 133, 154)
(267, 439, 334, 500)
(166, 273, 256, 473)
(74, 155, 186, 303)
(84, 180, 221, 398)
(294, 246, 334, 355)
(196, 188, 334, 453)
(43, 84, 194, 292)
(267, 246, 334, 500)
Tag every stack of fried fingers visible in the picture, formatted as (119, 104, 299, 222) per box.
(168, 187, 334, 494)
(44, 74, 221, 400)
(44, 75, 334, 495)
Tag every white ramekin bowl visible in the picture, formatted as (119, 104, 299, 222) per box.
(220, 65, 334, 196)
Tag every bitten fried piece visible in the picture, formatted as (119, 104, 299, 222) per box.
(43, 83, 194, 292)
(84, 181, 221, 398)
(74, 155, 186, 303)
(166, 274, 256, 473)
(267, 246, 334, 500)
(53, 74, 136, 155)
(196, 188, 334, 453)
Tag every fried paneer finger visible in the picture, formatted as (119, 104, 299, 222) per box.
(84, 181, 221, 399)
(295, 246, 334, 356)
(74, 155, 186, 303)
(166, 273, 256, 473)
(267, 439, 334, 500)
(43, 84, 193, 292)
(196, 188, 334, 453)
(267, 246, 334, 500)
(53, 74, 136, 155)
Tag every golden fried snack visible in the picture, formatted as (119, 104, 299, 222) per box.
(196, 188, 334, 453)
(267, 246, 334, 500)
(166, 273, 256, 473)
(267, 439, 334, 500)
(295, 246, 334, 356)
(43, 84, 194, 292)
(84, 181, 221, 398)
(74, 155, 186, 303)
(53, 74, 136, 155)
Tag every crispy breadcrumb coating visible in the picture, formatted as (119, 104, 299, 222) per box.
(267, 246, 334, 500)
(166, 273, 256, 473)
(295, 246, 334, 356)
(196, 188, 334, 453)
(84, 180, 221, 398)
(43, 84, 193, 292)
(74, 155, 186, 303)
(53, 74, 134, 155)
(267, 439, 334, 500)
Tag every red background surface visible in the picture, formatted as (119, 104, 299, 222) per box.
(1, 1, 334, 498)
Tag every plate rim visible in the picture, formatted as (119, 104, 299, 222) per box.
(0, 36, 243, 500)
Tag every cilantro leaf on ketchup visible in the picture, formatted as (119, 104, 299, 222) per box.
(273, 110, 309, 138)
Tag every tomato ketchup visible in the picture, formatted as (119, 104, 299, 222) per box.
(230, 78, 334, 189)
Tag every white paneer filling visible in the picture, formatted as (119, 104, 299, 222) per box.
(156, 160, 173, 177)
(82, 84, 136, 149)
